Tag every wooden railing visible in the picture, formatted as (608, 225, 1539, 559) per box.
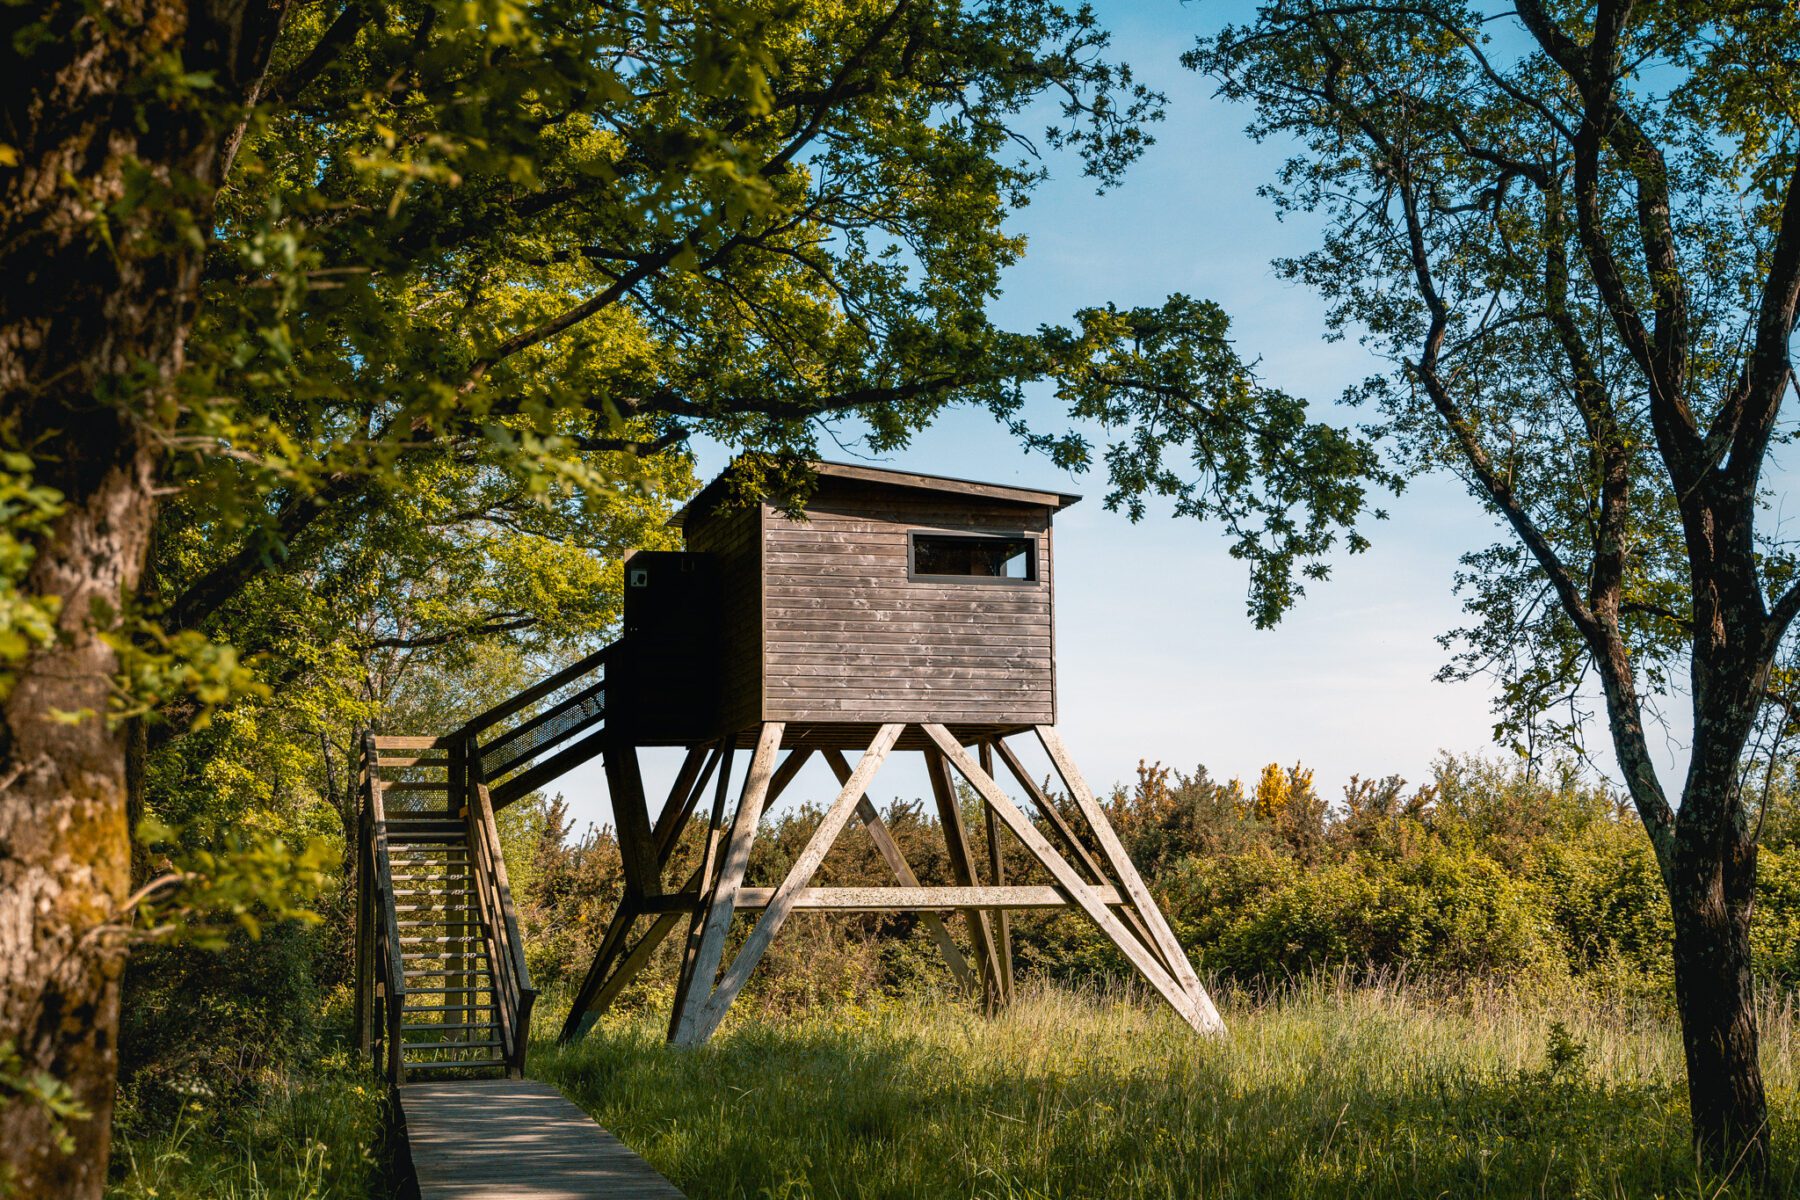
(463, 764, 537, 1076)
(453, 643, 612, 811)
(356, 731, 409, 1086)
(438, 644, 613, 1072)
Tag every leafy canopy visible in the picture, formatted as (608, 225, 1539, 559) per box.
(1189, 1, 1800, 775)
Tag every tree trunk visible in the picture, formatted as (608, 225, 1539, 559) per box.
(0, 449, 158, 1196)
(0, 0, 281, 1191)
(1669, 813, 1768, 1185)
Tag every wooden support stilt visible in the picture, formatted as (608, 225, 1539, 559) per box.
(558, 895, 641, 1042)
(978, 741, 1015, 1004)
(354, 810, 373, 1056)
(926, 743, 1007, 1015)
(990, 736, 1165, 968)
(563, 743, 724, 1043)
(668, 742, 736, 1042)
(671, 723, 784, 1046)
(923, 724, 1222, 1034)
(687, 726, 901, 1042)
(651, 744, 714, 864)
(1035, 726, 1221, 1026)
(588, 908, 687, 1021)
(560, 861, 710, 1041)
(604, 744, 660, 899)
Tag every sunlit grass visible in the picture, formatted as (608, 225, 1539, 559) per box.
(106, 1054, 381, 1200)
(534, 977, 1800, 1199)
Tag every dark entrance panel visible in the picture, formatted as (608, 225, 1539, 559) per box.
(616, 550, 720, 742)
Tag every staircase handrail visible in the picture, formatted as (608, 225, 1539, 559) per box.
(465, 759, 537, 1076)
(475, 677, 608, 782)
(364, 731, 408, 1086)
(455, 642, 614, 743)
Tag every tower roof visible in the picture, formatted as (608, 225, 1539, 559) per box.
(673, 459, 1082, 528)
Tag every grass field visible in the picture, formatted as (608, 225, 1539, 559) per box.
(532, 978, 1800, 1200)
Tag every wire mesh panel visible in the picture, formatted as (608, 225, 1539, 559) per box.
(380, 785, 452, 816)
(477, 680, 606, 780)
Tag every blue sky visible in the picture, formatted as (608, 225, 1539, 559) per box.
(554, 0, 1532, 833)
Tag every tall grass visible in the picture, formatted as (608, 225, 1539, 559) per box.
(105, 1052, 381, 1200)
(533, 977, 1800, 1199)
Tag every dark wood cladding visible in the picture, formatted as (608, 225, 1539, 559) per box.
(760, 483, 1056, 725)
(680, 501, 763, 734)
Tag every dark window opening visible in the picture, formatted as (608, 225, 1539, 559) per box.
(910, 533, 1037, 582)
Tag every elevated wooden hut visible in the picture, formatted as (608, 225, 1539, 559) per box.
(618, 461, 1073, 743)
(354, 462, 1220, 1084)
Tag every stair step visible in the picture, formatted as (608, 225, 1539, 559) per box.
(402, 986, 494, 995)
(402, 1022, 495, 1033)
(401, 1043, 500, 1057)
(402, 935, 488, 944)
(404, 967, 491, 977)
(399, 919, 484, 928)
(403, 1003, 497, 1014)
(402, 1058, 508, 1074)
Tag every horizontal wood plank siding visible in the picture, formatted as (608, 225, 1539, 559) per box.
(761, 484, 1055, 724)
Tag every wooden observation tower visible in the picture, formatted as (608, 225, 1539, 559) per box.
(354, 462, 1221, 1083)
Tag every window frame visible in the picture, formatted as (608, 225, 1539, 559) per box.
(906, 529, 1041, 586)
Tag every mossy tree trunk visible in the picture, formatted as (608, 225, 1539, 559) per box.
(0, 1, 281, 1193)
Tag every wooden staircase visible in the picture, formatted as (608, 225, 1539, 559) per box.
(389, 818, 506, 1073)
(354, 645, 614, 1085)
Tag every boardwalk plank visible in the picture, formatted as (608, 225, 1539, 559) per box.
(399, 1078, 684, 1200)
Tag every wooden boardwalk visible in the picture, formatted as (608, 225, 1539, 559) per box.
(398, 1078, 685, 1199)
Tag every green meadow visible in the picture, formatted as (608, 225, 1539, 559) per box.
(534, 979, 1799, 1200)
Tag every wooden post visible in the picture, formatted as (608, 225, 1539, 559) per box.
(979, 741, 1015, 1004)
(651, 744, 717, 865)
(667, 740, 738, 1041)
(671, 723, 784, 1046)
(565, 743, 738, 1042)
(353, 741, 373, 1057)
(925, 741, 1007, 1016)
(922, 725, 1222, 1034)
(561, 897, 640, 1039)
(605, 744, 661, 899)
(688, 725, 901, 1042)
(991, 736, 1164, 965)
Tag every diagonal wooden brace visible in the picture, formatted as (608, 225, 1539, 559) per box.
(922, 724, 1223, 1035)
(1036, 726, 1221, 1026)
(687, 725, 902, 1042)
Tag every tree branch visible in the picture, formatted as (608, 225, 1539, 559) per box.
(363, 615, 537, 650)
(264, 0, 374, 107)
